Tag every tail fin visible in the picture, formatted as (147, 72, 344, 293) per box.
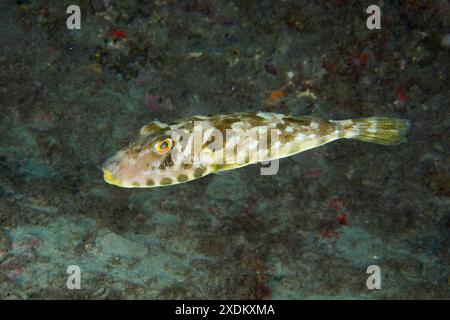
(340, 117, 411, 145)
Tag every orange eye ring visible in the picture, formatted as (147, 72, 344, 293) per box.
(155, 138, 172, 154)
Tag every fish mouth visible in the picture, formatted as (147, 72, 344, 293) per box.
(102, 167, 123, 187)
(102, 155, 126, 187)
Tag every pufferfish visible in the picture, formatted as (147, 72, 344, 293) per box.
(102, 112, 410, 188)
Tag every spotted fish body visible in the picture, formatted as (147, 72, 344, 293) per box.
(102, 112, 410, 188)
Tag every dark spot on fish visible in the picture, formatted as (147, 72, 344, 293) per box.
(160, 177, 172, 185)
(280, 133, 295, 144)
(203, 135, 216, 148)
(194, 167, 206, 178)
(182, 163, 193, 170)
(276, 123, 288, 131)
(159, 154, 174, 169)
(177, 174, 189, 182)
(211, 163, 242, 171)
(146, 178, 155, 186)
(132, 182, 140, 187)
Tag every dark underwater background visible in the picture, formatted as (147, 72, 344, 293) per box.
(0, 0, 448, 299)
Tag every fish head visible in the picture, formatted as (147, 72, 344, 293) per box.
(102, 121, 206, 188)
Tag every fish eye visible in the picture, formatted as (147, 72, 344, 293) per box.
(154, 138, 173, 154)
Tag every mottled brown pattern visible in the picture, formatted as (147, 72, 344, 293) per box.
(276, 122, 296, 144)
(211, 119, 238, 134)
(210, 113, 269, 136)
(317, 120, 336, 136)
